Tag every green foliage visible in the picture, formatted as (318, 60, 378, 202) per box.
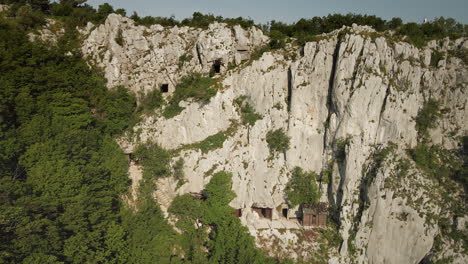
(178, 53, 193, 68)
(14, 4, 46, 29)
(334, 136, 351, 161)
(163, 73, 217, 118)
(133, 143, 171, 195)
(234, 96, 263, 126)
(168, 171, 273, 264)
(285, 167, 320, 208)
(121, 202, 179, 264)
(129, 11, 255, 29)
(115, 28, 123, 46)
(448, 48, 468, 65)
(415, 99, 442, 140)
(0, 18, 135, 263)
(137, 88, 164, 114)
(192, 132, 228, 154)
(173, 158, 185, 180)
(266, 128, 290, 156)
(99, 85, 136, 135)
(408, 143, 461, 184)
(431, 50, 445, 67)
(267, 15, 466, 48)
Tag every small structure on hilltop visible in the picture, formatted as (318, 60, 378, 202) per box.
(252, 203, 272, 219)
(302, 202, 328, 227)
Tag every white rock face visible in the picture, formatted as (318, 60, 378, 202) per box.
(81, 14, 268, 95)
(81, 17, 468, 263)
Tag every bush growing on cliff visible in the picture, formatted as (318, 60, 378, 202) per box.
(234, 96, 263, 126)
(133, 143, 171, 181)
(266, 128, 290, 157)
(415, 99, 442, 140)
(137, 88, 164, 114)
(285, 167, 320, 207)
(162, 72, 218, 118)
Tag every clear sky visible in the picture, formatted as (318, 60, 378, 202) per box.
(86, 0, 468, 24)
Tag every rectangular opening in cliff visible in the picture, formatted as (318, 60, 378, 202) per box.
(237, 45, 250, 61)
(160, 83, 169, 93)
(213, 59, 222, 74)
(282, 208, 288, 218)
(252, 206, 272, 219)
(232, 209, 242, 217)
(301, 203, 328, 227)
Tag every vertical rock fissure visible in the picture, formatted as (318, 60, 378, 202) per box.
(323, 36, 345, 234)
(377, 85, 391, 129)
(323, 37, 343, 152)
(348, 44, 366, 99)
(287, 66, 293, 113)
(196, 43, 203, 66)
(286, 66, 293, 131)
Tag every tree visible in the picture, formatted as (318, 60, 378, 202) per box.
(266, 128, 290, 157)
(285, 167, 320, 207)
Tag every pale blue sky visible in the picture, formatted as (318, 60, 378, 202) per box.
(86, 0, 467, 24)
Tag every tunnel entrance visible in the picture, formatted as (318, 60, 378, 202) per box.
(160, 83, 169, 93)
(213, 59, 222, 74)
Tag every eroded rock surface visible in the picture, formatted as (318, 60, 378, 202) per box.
(81, 17, 468, 263)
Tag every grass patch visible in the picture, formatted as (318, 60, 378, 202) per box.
(234, 96, 263, 126)
(162, 73, 218, 119)
(174, 121, 239, 154)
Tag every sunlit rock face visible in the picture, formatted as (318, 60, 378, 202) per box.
(81, 16, 468, 263)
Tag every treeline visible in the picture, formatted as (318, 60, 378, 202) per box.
(267, 14, 467, 47)
(1, 0, 466, 48)
(0, 0, 255, 28)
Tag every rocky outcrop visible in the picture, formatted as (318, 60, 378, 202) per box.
(80, 14, 268, 95)
(81, 16, 468, 263)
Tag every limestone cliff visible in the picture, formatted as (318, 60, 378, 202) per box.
(80, 14, 467, 263)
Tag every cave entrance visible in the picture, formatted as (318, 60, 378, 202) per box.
(282, 208, 288, 218)
(213, 59, 222, 74)
(160, 83, 169, 93)
(233, 209, 242, 217)
(252, 205, 272, 219)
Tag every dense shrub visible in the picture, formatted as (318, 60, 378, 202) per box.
(169, 171, 275, 264)
(430, 50, 445, 67)
(234, 96, 263, 126)
(415, 99, 441, 140)
(0, 17, 136, 262)
(266, 128, 290, 156)
(137, 88, 164, 113)
(162, 73, 217, 118)
(285, 167, 321, 207)
(133, 143, 171, 180)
